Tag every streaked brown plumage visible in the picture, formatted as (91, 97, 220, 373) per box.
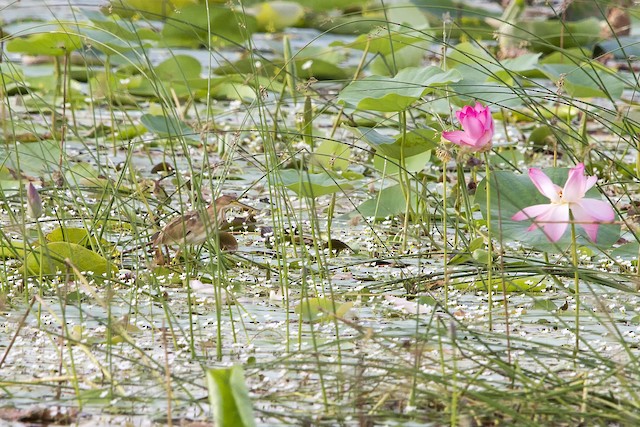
(152, 195, 254, 264)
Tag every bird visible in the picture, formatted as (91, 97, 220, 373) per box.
(151, 195, 254, 264)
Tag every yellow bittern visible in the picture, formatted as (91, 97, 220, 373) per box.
(151, 194, 254, 264)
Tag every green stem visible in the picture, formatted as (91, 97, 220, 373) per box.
(570, 214, 580, 359)
(327, 193, 336, 254)
(443, 164, 449, 307)
(484, 152, 493, 331)
(398, 110, 410, 251)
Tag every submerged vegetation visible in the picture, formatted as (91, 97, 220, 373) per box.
(1, 0, 640, 425)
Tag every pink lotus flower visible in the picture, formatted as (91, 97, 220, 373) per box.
(511, 163, 615, 242)
(442, 102, 494, 152)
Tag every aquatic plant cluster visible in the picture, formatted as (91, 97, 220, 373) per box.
(0, 0, 639, 425)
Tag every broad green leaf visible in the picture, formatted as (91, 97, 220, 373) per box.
(312, 140, 351, 171)
(593, 37, 640, 60)
(77, 28, 152, 54)
(250, 1, 304, 32)
(25, 241, 115, 279)
(369, 42, 428, 76)
(64, 162, 113, 188)
(114, 123, 148, 140)
(476, 169, 620, 252)
(296, 297, 353, 322)
(292, 0, 368, 11)
(448, 237, 485, 265)
(209, 82, 257, 102)
(82, 8, 159, 42)
(0, 140, 61, 175)
(6, 30, 83, 56)
(0, 63, 25, 91)
(206, 366, 256, 427)
(348, 126, 438, 159)
(0, 239, 30, 260)
(140, 113, 197, 140)
(373, 151, 431, 175)
(161, 4, 257, 47)
(278, 170, 354, 198)
(352, 184, 418, 220)
(527, 125, 558, 148)
(532, 299, 559, 311)
(367, 2, 431, 75)
(113, 0, 199, 19)
(449, 82, 526, 108)
(76, 9, 156, 54)
(446, 41, 540, 83)
(155, 54, 202, 81)
(0, 165, 23, 193)
(338, 66, 462, 112)
(215, 57, 350, 81)
(539, 63, 623, 99)
(333, 32, 424, 55)
(414, 0, 499, 20)
(611, 242, 639, 260)
(129, 55, 204, 98)
(47, 227, 109, 251)
(47, 227, 93, 246)
(499, 17, 601, 54)
(454, 275, 551, 293)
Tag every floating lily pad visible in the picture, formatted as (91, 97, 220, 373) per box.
(25, 241, 116, 279)
(296, 297, 353, 323)
(47, 226, 109, 251)
(348, 126, 439, 159)
(454, 275, 551, 293)
(447, 41, 541, 84)
(352, 184, 419, 220)
(278, 170, 354, 198)
(161, 4, 257, 47)
(140, 113, 197, 140)
(6, 29, 83, 56)
(499, 17, 601, 54)
(338, 66, 462, 112)
(539, 63, 623, 99)
(312, 140, 352, 171)
(1, 140, 61, 176)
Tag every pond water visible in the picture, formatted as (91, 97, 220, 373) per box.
(1, 0, 640, 425)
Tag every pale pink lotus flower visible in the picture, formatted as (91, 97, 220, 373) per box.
(442, 102, 494, 152)
(511, 163, 615, 242)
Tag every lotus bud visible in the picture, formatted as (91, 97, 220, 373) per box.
(26, 182, 43, 219)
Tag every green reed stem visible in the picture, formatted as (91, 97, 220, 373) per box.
(570, 214, 580, 359)
(484, 152, 493, 331)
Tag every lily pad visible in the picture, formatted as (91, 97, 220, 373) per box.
(161, 4, 257, 47)
(25, 241, 116, 279)
(337, 66, 462, 112)
(348, 126, 439, 159)
(447, 41, 541, 84)
(296, 297, 353, 323)
(0, 140, 61, 176)
(352, 184, 419, 220)
(278, 170, 354, 198)
(140, 113, 197, 140)
(6, 30, 83, 56)
(312, 140, 352, 171)
(539, 63, 623, 99)
(47, 227, 109, 252)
